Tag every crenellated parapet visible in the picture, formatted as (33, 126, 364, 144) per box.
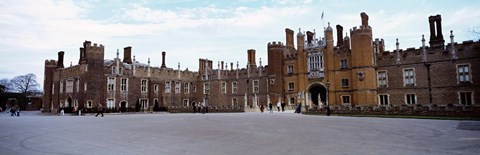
(267, 41, 285, 49)
(376, 39, 480, 66)
(58, 64, 87, 77)
(45, 60, 57, 67)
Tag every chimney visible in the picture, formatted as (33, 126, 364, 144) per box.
(161, 51, 166, 68)
(221, 61, 224, 70)
(123, 46, 132, 64)
(230, 62, 233, 71)
(57, 51, 65, 68)
(247, 49, 256, 68)
(336, 25, 344, 46)
(360, 12, 369, 26)
(285, 28, 294, 48)
(306, 31, 314, 44)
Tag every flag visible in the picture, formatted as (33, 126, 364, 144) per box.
(321, 11, 324, 20)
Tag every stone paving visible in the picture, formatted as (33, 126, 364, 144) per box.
(0, 111, 479, 155)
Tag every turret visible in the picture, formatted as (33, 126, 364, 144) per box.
(297, 28, 304, 51)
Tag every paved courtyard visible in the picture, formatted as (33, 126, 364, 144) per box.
(0, 111, 479, 155)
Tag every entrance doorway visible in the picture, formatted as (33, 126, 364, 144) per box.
(120, 101, 127, 112)
(308, 84, 327, 107)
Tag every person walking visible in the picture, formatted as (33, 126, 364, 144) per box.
(10, 107, 16, 117)
(276, 101, 281, 112)
(281, 102, 286, 112)
(260, 104, 264, 113)
(268, 103, 273, 113)
(201, 102, 206, 114)
(95, 104, 104, 117)
(193, 103, 197, 113)
(60, 107, 65, 116)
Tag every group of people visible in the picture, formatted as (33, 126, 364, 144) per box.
(4, 106, 20, 117)
(192, 102, 208, 114)
(260, 102, 287, 113)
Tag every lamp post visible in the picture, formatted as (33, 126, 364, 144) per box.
(326, 81, 330, 116)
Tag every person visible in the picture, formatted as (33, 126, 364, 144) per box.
(268, 103, 273, 113)
(0, 107, 3, 112)
(276, 102, 281, 112)
(260, 104, 264, 113)
(326, 106, 331, 116)
(16, 107, 20, 117)
(95, 104, 104, 117)
(295, 104, 301, 113)
(10, 107, 16, 117)
(281, 102, 286, 112)
(193, 103, 197, 113)
(201, 102, 206, 114)
(60, 107, 65, 116)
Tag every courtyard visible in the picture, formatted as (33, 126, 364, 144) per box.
(0, 111, 479, 155)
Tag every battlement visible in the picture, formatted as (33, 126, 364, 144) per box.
(267, 41, 284, 48)
(350, 26, 372, 36)
(377, 39, 480, 65)
(58, 64, 87, 77)
(83, 40, 104, 48)
(45, 60, 57, 66)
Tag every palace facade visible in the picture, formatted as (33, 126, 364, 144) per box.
(42, 12, 479, 113)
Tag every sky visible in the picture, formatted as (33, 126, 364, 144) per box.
(1, 0, 479, 89)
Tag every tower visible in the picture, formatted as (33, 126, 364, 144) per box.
(349, 12, 377, 106)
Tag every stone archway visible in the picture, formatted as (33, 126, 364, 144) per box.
(308, 83, 327, 108)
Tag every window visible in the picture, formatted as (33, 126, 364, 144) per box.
(141, 79, 148, 92)
(378, 94, 389, 106)
(340, 59, 348, 69)
(154, 84, 158, 92)
(60, 81, 63, 93)
(221, 82, 226, 94)
(183, 99, 189, 106)
(193, 86, 196, 93)
(457, 64, 471, 83)
(165, 81, 171, 93)
(76, 79, 79, 92)
(107, 77, 115, 92)
(140, 99, 148, 109)
(121, 78, 128, 92)
(341, 79, 349, 88)
(204, 83, 210, 94)
(288, 82, 294, 90)
(175, 82, 180, 94)
(111, 67, 116, 74)
(86, 100, 92, 108)
(342, 96, 351, 104)
(232, 82, 238, 94)
(287, 65, 293, 74)
(84, 83, 87, 91)
(232, 98, 238, 107)
(107, 99, 115, 109)
(404, 68, 415, 86)
(377, 71, 388, 87)
(459, 92, 473, 105)
(253, 80, 259, 93)
(308, 54, 323, 71)
(52, 83, 55, 94)
(184, 83, 190, 94)
(405, 94, 416, 105)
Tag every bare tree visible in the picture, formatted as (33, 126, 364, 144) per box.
(10, 73, 40, 94)
(468, 26, 480, 39)
(0, 78, 12, 93)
